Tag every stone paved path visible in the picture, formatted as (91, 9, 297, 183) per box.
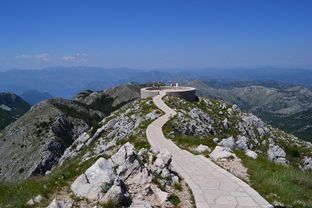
(146, 92, 272, 208)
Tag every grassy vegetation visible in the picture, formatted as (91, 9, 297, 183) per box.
(236, 151, 312, 208)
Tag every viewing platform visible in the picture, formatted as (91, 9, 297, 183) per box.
(141, 85, 196, 101)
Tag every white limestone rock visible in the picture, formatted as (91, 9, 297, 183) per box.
(145, 111, 157, 120)
(102, 178, 132, 206)
(219, 136, 235, 149)
(155, 187, 169, 204)
(210, 146, 237, 160)
(235, 135, 249, 150)
(245, 150, 258, 159)
(0, 104, 11, 111)
(47, 199, 66, 208)
(213, 138, 219, 144)
(27, 194, 43, 205)
(302, 156, 312, 171)
(267, 144, 288, 165)
(71, 158, 116, 201)
(111, 142, 136, 166)
(223, 118, 229, 129)
(195, 144, 211, 153)
(154, 149, 172, 168)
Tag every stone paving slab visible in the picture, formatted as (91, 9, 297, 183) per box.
(146, 92, 273, 208)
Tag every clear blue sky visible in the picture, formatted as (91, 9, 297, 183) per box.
(0, 0, 311, 70)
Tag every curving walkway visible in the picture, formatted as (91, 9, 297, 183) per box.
(146, 92, 272, 208)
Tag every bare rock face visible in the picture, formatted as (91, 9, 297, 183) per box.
(0, 98, 92, 182)
(267, 144, 288, 165)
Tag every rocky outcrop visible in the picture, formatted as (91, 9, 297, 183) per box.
(267, 144, 288, 165)
(69, 142, 184, 207)
(164, 96, 312, 171)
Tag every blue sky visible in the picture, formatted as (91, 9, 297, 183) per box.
(0, 0, 311, 70)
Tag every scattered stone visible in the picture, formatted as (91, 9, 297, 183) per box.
(47, 199, 66, 208)
(27, 194, 43, 205)
(213, 138, 219, 144)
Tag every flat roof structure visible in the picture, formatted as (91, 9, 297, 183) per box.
(141, 86, 196, 101)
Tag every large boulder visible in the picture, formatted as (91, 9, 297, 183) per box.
(267, 144, 288, 165)
(71, 157, 117, 202)
(219, 136, 235, 149)
(210, 146, 237, 160)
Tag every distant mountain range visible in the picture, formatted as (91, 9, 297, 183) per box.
(172, 79, 312, 142)
(20, 89, 53, 105)
(1, 66, 312, 99)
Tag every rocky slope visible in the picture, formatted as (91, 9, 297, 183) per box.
(0, 83, 141, 183)
(164, 96, 312, 170)
(0, 97, 194, 208)
(172, 79, 312, 142)
(0, 92, 31, 130)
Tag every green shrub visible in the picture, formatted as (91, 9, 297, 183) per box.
(168, 193, 181, 206)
